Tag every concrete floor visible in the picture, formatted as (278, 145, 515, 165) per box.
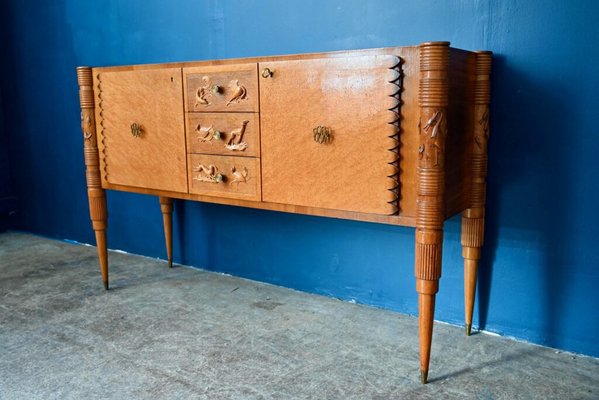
(0, 232, 597, 399)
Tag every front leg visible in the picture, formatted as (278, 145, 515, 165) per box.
(415, 41, 449, 384)
(78, 67, 109, 290)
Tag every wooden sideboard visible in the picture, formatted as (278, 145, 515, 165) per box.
(76, 41, 492, 384)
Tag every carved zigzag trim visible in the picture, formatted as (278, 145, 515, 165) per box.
(96, 73, 108, 182)
(386, 56, 402, 215)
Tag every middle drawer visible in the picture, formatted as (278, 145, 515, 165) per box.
(186, 113, 260, 157)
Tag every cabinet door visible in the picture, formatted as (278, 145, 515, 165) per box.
(259, 55, 401, 215)
(96, 68, 187, 193)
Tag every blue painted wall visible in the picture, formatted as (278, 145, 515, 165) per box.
(1, 1, 598, 357)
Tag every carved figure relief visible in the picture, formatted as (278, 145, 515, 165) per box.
(196, 123, 216, 143)
(420, 110, 446, 166)
(195, 76, 213, 107)
(226, 80, 247, 106)
(231, 166, 249, 184)
(225, 120, 250, 151)
(474, 108, 489, 151)
(81, 112, 93, 141)
(193, 164, 223, 183)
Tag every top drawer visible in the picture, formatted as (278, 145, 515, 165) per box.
(184, 63, 259, 113)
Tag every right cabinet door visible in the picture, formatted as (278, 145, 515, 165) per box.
(259, 55, 401, 215)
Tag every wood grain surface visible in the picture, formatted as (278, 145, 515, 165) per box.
(259, 54, 401, 215)
(94, 67, 187, 193)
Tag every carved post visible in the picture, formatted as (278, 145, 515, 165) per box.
(461, 51, 492, 336)
(77, 67, 109, 290)
(159, 197, 174, 268)
(415, 41, 449, 384)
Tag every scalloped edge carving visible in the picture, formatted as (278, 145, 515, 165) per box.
(96, 73, 109, 182)
(386, 56, 402, 215)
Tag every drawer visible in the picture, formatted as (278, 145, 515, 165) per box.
(186, 113, 260, 157)
(184, 63, 258, 112)
(188, 154, 261, 201)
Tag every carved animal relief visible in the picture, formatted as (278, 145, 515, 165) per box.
(195, 76, 213, 107)
(196, 124, 221, 143)
(231, 166, 249, 184)
(81, 112, 94, 141)
(193, 164, 223, 183)
(225, 120, 250, 151)
(475, 108, 489, 151)
(226, 80, 247, 106)
(420, 110, 446, 166)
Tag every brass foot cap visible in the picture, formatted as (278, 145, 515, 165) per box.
(466, 324, 472, 336)
(421, 370, 428, 384)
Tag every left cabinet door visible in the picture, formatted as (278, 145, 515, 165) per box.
(94, 67, 188, 193)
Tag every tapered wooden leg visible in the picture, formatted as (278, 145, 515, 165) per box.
(94, 228, 108, 290)
(462, 242, 481, 335)
(415, 42, 450, 384)
(462, 51, 492, 335)
(159, 197, 174, 268)
(417, 279, 439, 384)
(78, 66, 109, 290)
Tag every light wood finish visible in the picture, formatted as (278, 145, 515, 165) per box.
(260, 55, 400, 215)
(93, 67, 187, 193)
(462, 51, 492, 336)
(188, 154, 261, 201)
(77, 67, 109, 290)
(79, 42, 492, 383)
(415, 42, 450, 384)
(103, 181, 417, 226)
(159, 197, 174, 268)
(184, 63, 259, 113)
(186, 113, 260, 157)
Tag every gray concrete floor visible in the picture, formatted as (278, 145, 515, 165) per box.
(0, 232, 597, 399)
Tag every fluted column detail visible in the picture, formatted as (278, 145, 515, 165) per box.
(78, 66, 109, 290)
(415, 42, 450, 384)
(461, 51, 492, 336)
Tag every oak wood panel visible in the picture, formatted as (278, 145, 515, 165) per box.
(186, 113, 260, 157)
(259, 55, 401, 215)
(93, 67, 187, 193)
(188, 154, 261, 201)
(184, 63, 258, 112)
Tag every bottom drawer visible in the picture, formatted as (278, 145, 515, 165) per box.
(188, 154, 261, 201)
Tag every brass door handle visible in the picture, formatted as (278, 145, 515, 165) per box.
(131, 123, 142, 137)
(261, 68, 273, 78)
(313, 125, 332, 144)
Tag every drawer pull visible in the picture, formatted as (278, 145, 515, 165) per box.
(211, 84, 221, 94)
(313, 125, 332, 144)
(261, 68, 273, 78)
(193, 164, 225, 183)
(130, 122, 143, 137)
